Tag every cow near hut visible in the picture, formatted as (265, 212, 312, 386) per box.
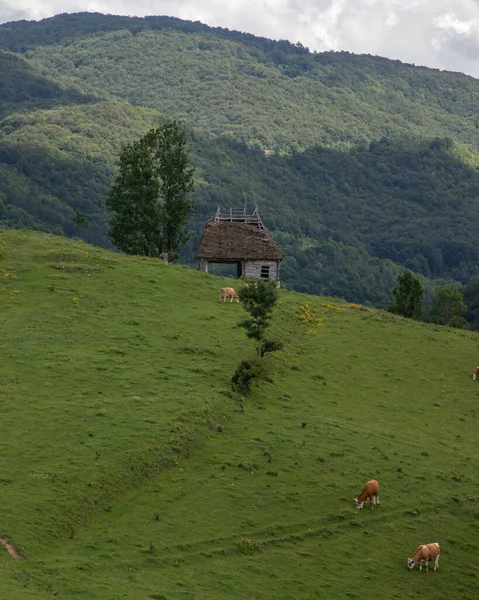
(354, 479, 379, 510)
(473, 367, 479, 380)
(220, 287, 239, 303)
(408, 543, 440, 572)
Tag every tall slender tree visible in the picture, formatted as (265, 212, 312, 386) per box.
(72, 209, 89, 240)
(232, 280, 283, 395)
(106, 121, 194, 260)
(429, 283, 467, 328)
(388, 269, 424, 320)
(237, 280, 282, 356)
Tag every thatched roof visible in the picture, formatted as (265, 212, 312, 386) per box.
(195, 221, 282, 262)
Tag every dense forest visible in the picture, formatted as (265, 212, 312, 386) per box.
(1, 12, 479, 313)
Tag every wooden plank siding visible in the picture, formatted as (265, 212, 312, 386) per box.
(243, 260, 280, 281)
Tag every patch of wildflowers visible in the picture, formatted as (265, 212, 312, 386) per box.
(297, 303, 324, 335)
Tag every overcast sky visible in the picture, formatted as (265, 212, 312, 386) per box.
(1, 0, 479, 79)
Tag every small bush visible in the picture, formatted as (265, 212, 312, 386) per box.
(449, 315, 467, 329)
(260, 339, 284, 357)
(232, 357, 271, 395)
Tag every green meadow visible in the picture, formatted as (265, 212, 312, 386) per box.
(0, 229, 478, 599)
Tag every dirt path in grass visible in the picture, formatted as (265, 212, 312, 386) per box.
(0, 537, 23, 559)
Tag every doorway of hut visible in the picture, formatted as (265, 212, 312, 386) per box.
(206, 262, 241, 279)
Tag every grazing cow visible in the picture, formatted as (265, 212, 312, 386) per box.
(354, 479, 379, 510)
(408, 543, 440, 572)
(473, 367, 479, 380)
(220, 287, 239, 303)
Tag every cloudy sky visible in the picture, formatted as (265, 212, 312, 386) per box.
(1, 0, 479, 78)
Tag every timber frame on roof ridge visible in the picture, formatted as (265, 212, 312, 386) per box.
(213, 206, 264, 230)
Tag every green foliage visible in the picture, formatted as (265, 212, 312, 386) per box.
(388, 269, 424, 319)
(233, 281, 282, 394)
(106, 121, 194, 258)
(237, 280, 280, 356)
(18, 17, 479, 154)
(106, 132, 160, 256)
(260, 338, 284, 356)
(463, 277, 479, 330)
(428, 283, 467, 327)
(0, 50, 95, 119)
(231, 356, 271, 395)
(448, 314, 468, 329)
(72, 209, 89, 238)
(0, 100, 160, 246)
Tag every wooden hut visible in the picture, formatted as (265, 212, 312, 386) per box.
(195, 207, 282, 283)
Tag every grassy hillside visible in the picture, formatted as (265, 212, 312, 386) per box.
(1, 229, 478, 599)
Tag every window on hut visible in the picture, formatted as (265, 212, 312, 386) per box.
(260, 265, 270, 279)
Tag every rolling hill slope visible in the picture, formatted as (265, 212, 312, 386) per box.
(1, 229, 478, 599)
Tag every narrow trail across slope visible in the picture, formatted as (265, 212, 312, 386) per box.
(0, 537, 23, 559)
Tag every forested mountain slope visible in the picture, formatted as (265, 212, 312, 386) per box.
(6, 13, 479, 154)
(1, 12, 479, 305)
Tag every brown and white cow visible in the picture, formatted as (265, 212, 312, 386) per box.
(220, 287, 239, 303)
(408, 542, 440, 572)
(354, 479, 379, 510)
(473, 367, 479, 380)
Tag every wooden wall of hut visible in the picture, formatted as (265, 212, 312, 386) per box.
(242, 260, 280, 281)
(199, 259, 280, 282)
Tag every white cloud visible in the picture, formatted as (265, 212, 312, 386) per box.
(0, 0, 478, 77)
(435, 12, 474, 35)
